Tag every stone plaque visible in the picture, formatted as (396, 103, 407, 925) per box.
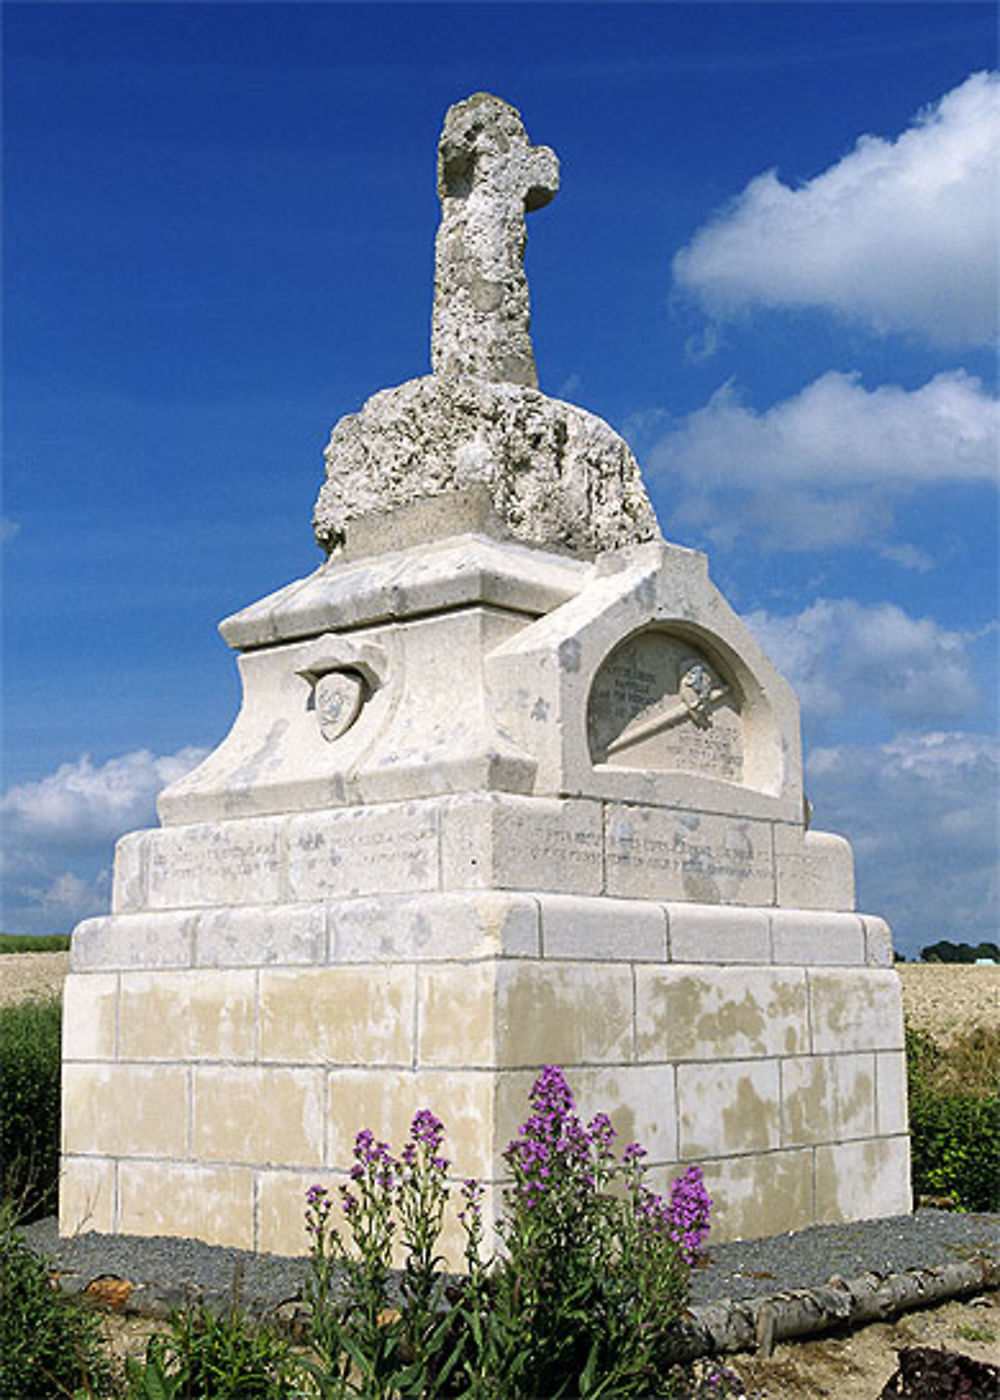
(588, 630, 743, 781)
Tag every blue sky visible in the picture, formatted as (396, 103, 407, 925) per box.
(3, 2, 997, 957)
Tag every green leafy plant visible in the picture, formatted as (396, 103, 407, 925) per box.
(0, 994, 62, 1220)
(123, 1302, 300, 1400)
(906, 1023, 1000, 1212)
(0, 1201, 115, 1399)
(302, 1067, 739, 1399)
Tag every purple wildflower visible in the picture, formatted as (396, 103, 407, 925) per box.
(665, 1165, 712, 1264)
(458, 1176, 483, 1226)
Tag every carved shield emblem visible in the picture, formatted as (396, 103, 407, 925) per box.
(314, 670, 364, 743)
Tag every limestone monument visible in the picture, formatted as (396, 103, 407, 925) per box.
(61, 93, 910, 1257)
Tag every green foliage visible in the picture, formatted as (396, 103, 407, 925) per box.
(0, 934, 71, 954)
(906, 1023, 1000, 1212)
(0, 1202, 115, 1399)
(301, 1071, 738, 1399)
(123, 1305, 298, 1400)
(0, 995, 62, 1220)
(919, 939, 999, 963)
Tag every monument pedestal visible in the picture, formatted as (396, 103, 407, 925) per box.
(61, 521, 910, 1258)
(62, 93, 910, 1258)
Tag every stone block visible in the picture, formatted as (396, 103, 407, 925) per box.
(781, 1053, 875, 1146)
(330, 892, 540, 962)
(286, 804, 439, 901)
(119, 970, 256, 1061)
(62, 1064, 188, 1157)
(876, 1050, 909, 1136)
(440, 795, 604, 896)
(605, 805, 775, 906)
(539, 894, 667, 961)
(71, 912, 196, 971)
(809, 968, 905, 1053)
(666, 904, 770, 964)
(62, 974, 118, 1061)
(771, 910, 865, 965)
(59, 1156, 116, 1236)
(862, 916, 895, 967)
(418, 963, 495, 1066)
(326, 1069, 496, 1182)
(497, 1063, 678, 1165)
(111, 831, 150, 914)
(146, 819, 286, 909)
(635, 966, 808, 1062)
(347, 609, 538, 807)
(196, 904, 327, 967)
(257, 1169, 330, 1257)
(774, 827, 855, 911)
(495, 961, 633, 1067)
(689, 1149, 814, 1242)
(193, 1067, 324, 1166)
(259, 967, 414, 1065)
(222, 532, 584, 651)
(815, 1136, 912, 1222)
(118, 1161, 254, 1249)
(676, 1060, 781, 1159)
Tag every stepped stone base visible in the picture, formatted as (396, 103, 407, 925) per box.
(61, 890, 909, 1262)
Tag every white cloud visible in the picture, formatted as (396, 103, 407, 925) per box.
(0, 746, 207, 933)
(673, 71, 999, 347)
(1, 747, 206, 848)
(0, 517, 20, 545)
(878, 542, 935, 574)
(743, 599, 981, 726)
(806, 731, 998, 956)
(651, 369, 998, 552)
(655, 371, 997, 488)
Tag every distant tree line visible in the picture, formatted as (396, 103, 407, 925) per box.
(919, 939, 999, 964)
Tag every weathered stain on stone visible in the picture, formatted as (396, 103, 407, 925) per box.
(497, 965, 631, 1067)
(721, 1072, 777, 1152)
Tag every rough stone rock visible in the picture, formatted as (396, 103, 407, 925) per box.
(312, 374, 660, 558)
(312, 91, 660, 558)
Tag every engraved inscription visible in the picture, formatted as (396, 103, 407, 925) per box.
(146, 825, 284, 908)
(605, 808, 774, 905)
(530, 826, 602, 868)
(588, 631, 743, 781)
(288, 811, 439, 898)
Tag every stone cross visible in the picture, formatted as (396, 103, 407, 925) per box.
(431, 93, 559, 388)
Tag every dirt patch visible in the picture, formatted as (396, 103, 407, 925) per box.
(0, 950, 69, 1007)
(896, 963, 999, 1043)
(726, 1292, 998, 1399)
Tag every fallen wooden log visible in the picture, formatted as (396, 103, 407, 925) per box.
(675, 1255, 1000, 1359)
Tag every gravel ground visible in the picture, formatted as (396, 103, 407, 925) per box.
(21, 1209, 999, 1317)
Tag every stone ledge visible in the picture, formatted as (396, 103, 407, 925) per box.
(70, 896, 890, 971)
